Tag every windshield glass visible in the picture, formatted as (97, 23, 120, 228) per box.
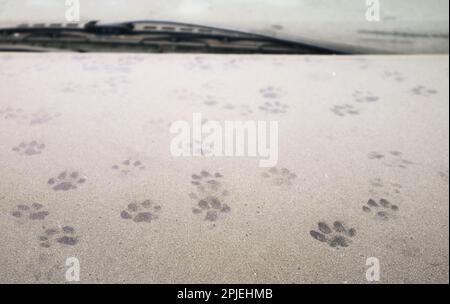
(0, 0, 449, 54)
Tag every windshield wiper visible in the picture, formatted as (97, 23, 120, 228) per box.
(0, 20, 346, 54)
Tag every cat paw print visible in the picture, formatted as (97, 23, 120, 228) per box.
(190, 170, 228, 194)
(261, 167, 297, 186)
(203, 95, 219, 106)
(223, 104, 254, 117)
(362, 198, 399, 220)
(438, 170, 449, 183)
(29, 111, 61, 126)
(189, 170, 231, 223)
(368, 151, 414, 169)
(411, 85, 438, 97)
(185, 138, 215, 156)
(12, 141, 46, 156)
(191, 195, 231, 222)
(258, 101, 289, 114)
(383, 71, 405, 82)
(331, 104, 360, 117)
(171, 88, 201, 102)
(47, 171, 87, 191)
(120, 200, 162, 223)
(11, 203, 50, 221)
(0, 106, 28, 121)
(353, 91, 380, 103)
(38, 226, 79, 248)
(238, 104, 254, 116)
(369, 178, 402, 196)
(146, 118, 170, 132)
(310, 221, 356, 248)
(259, 86, 284, 99)
(187, 56, 213, 71)
(367, 151, 384, 160)
(112, 159, 146, 175)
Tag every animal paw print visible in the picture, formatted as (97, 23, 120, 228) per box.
(383, 71, 405, 82)
(353, 91, 380, 103)
(238, 104, 254, 116)
(310, 221, 356, 248)
(258, 101, 288, 114)
(369, 178, 402, 196)
(191, 170, 227, 194)
(120, 200, 162, 223)
(223, 104, 254, 117)
(191, 195, 231, 222)
(0, 107, 28, 121)
(29, 111, 61, 126)
(368, 151, 414, 169)
(411, 85, 438, 97)
(261, 167, 297, 186)
(189, 170, 231, 222)
(203, 95, 219, 106)
(38, 226, 79, 248)
(47, 171, 87, 191)
(362, 198, 399, 220)
(146, 118, 169, 132)
(438, 170, 449, 183)
(331, 104, 360, 117)
(367, 151, 384, 160)
(171, 88, 201, 102)
(259, 86, 284, 99)
(12, 141, 46, 156)
(11, 203, 50, 221)
(112, 159, 146, 175)
(187, 56, 212, 71)
(185, 138, 215, 156)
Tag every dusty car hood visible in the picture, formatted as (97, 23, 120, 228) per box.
(0, 53, 448, 283)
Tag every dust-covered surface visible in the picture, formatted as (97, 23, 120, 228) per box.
(0, 53, 448, 283)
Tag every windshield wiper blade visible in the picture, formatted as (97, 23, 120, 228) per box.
(0, 44, 67, 52)
(0, 20, 346, 54)
(84, 20, 346, 54)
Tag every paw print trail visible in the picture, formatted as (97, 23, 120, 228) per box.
(310, 221, 356, 248)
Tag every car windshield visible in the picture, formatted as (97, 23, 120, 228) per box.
(0, 0, 448, 54)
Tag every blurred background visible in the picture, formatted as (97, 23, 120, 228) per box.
(0, 0, 449, 54)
